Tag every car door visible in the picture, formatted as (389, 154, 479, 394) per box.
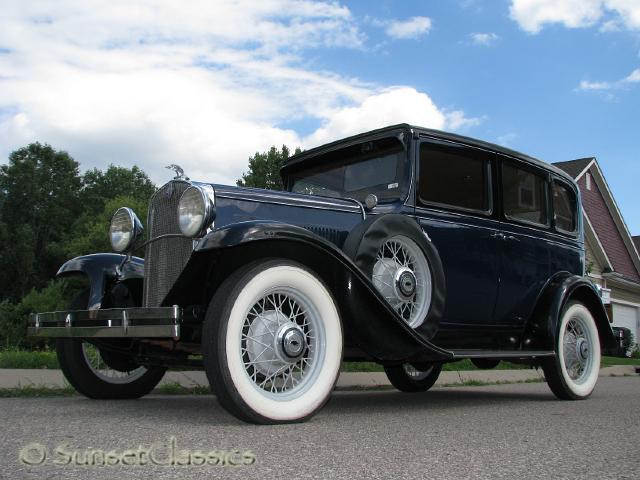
(493, 156, 552, 327)
(414, 139, 501, 333)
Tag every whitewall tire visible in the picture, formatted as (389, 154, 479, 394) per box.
(203, 260, 343, 424)
(543, 302, 601, 400)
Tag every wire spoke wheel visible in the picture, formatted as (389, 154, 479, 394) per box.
(372, 235, 432, 328)
(241, 290, 321, 397)
(81, 343, 147, 384)
(402, 363, 435, 381)
(561, 317, 592, 383)
(203, 261, 343, 423)
(543, 301, 601, 400)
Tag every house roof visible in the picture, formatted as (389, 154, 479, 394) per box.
(633, 236, 640, 254)
(553, 158, 593, 179)
(553, 158, 640, 284)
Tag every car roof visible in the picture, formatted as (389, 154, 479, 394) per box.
(282, 123, 576, 184)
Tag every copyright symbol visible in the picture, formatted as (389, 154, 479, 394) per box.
(19, 443, 47, 465)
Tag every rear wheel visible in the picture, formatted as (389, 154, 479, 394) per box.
(542, 301, 601, 400)
(203, 260, 343, 424)
(56, 290, 166, 399)
(471, 358, 500, 369)
(384, 363, 442, 392)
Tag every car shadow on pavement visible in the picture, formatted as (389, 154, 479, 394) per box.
(325, 387, 556, 415)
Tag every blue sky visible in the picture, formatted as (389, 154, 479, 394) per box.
(0, 0, 639, 230)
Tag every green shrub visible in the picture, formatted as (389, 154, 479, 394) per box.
(0, 278, 86, 349)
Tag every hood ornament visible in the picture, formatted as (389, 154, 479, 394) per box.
(165, 164, 189, 180)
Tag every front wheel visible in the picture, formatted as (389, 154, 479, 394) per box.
(203, 260, 343, 424)
(56, 290, 166, 399)
(384, 363, 442, 392)
(542, 302, 601, 400)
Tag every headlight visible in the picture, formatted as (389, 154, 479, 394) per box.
(109, 207, 143, 253)
(178, 185, 215, 237)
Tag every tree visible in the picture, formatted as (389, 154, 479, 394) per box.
(237, 145, 301, 190)
(0, 143, 82, 300)
(80, 165, 156, 216)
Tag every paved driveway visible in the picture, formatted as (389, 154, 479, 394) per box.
(1, 377, 638, 480)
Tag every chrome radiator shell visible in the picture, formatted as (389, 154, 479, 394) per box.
(143, 180, 193, 307)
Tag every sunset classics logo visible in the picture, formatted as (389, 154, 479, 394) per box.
(19, 437, 256, 467)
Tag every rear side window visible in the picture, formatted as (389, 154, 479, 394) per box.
(553, 181, 577, 234)
(502, 162, 548, 226)
(418, 143, 491, 212)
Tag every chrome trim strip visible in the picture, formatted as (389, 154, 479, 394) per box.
(28, 306, 181, 339)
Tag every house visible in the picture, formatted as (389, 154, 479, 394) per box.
(554, 158, 640, 346)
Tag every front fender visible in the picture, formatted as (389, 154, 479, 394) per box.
(164, 221, 453, 362)
(522, 272, 615, 351)
(57, 253, 144, 309)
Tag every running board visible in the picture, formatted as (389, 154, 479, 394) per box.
(450, 350, 555, 360)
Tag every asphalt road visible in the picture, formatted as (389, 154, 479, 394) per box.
(1, 377, 638, 480)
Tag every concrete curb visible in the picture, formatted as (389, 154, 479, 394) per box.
(0, 366, 636, 390)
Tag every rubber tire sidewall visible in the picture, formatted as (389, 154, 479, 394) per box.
(56, 290, 167, 400)
(384, 363, 442, 393)
(543, 302, 601, 400)
(203, 260, 343, 424)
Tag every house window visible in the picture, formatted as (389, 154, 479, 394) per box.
(586, 172, 591, 190)
(502, 163, 548, 226)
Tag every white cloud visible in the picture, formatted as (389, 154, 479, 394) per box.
(305, 87, 481, 147)
(304, 87, 445, 146)
(0, 2, 477, 186)
(577, 67, 640, 92)
(509, 0, 640, 33)
(445, 110, 485, 130)
(625, 68, 640, 82)
(470, 32, 500, 46)
(385, 17, 432, 39)
(578, 80, 613, 90)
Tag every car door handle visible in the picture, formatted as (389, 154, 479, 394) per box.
(490, 232, 520, 242)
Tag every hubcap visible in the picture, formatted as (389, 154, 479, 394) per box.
(577, 338, 589, 361)
(396, 268, 417, 297)
(279, 325, 307, 359)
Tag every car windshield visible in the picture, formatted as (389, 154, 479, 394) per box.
(290, 138, 407, 203)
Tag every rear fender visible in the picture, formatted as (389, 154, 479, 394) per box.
(522, 272, 615, 351)
(57, 253, 144, 309)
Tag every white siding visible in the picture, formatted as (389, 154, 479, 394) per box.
(611, 303, 639, 345)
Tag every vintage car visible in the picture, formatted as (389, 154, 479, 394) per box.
(28, 124, 614, 424)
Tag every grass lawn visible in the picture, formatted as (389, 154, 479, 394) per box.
(1, 348, 638, 371)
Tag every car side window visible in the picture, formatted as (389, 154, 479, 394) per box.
(502, 162, 548, 226)
(552, 180, 577, 234)
(418, 142, 491, 213)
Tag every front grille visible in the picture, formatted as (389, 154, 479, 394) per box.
(143, 180, 194, 307)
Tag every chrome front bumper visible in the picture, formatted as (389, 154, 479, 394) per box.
(28, 306, 181, 339)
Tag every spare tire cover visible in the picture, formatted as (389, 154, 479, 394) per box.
(343, 214, 445, 340)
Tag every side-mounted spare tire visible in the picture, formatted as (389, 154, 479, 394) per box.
(343, 214, 445, 339)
